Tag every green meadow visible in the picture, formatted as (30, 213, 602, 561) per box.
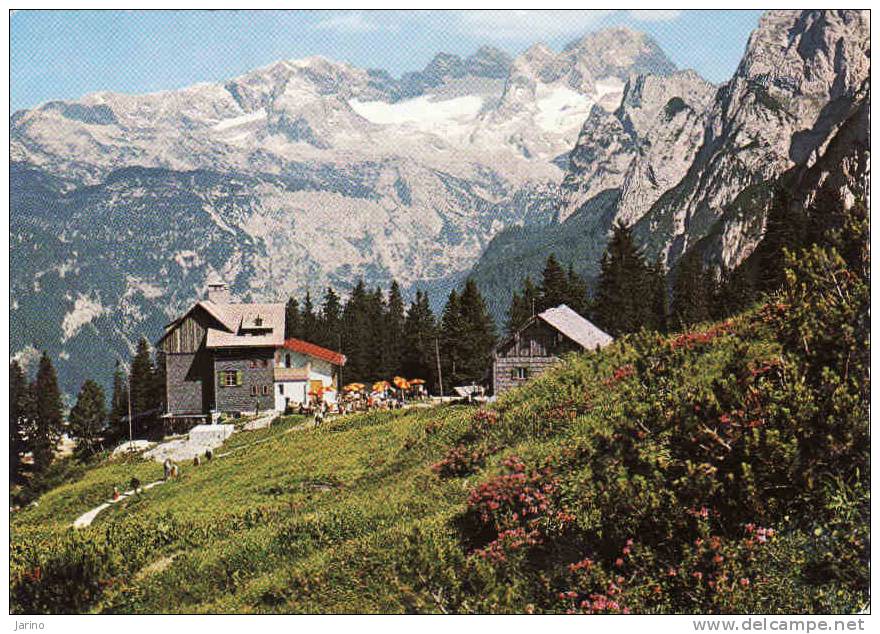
(10, 245, 869, 614)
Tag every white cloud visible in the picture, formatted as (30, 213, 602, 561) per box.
(314, 11, 386, 33)
(628, 10, 683, 22)
(457, 10, 614, 41)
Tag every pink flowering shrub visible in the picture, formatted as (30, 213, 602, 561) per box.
(432, 444, 493, 478)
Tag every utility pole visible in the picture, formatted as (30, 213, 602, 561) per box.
(128, 378, 133, 452)
(338, 332, 343, 390)
(120, 359, 133, 453)
(434, 337, 444, 398)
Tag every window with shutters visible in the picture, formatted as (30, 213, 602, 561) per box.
(510, 367, 529, 380)
(250, 385, 258, 396)
(262, 384, 270, 395)
(219, 370, 239, 387)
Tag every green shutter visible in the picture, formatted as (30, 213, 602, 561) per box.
(236, 370, 243, 386)
(217, 371, 223, 387)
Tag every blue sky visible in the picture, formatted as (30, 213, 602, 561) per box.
(11, 10, 764, 111)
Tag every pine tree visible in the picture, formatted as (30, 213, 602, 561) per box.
(129, 337, 155, 437)
(402, 290, 437, 390)
(671, 249, 713, 330)
(366, 287, 387, 381)
(69, 380, 107, 459)
(457, 279, 497, 384)
(757, 186, 807, 293)
(539, 254, 570, 311)
(151, 350, 166, 432)
(318, 287, 343, 350)
(383, 281, 406, 377)
(341, 280, 371, 382)
(108, 360, 129, 441)
(506, 277, 540, 334)
(300, 292, 318, 342)
(439, 290, 465, 386)
(9, 360, 29, 483)
(648, 258, 669, 333)
(591, 222, 655, 336)
(565, 263, 589, 315)
(29, 352, 64, 473)
(285, 297, 301, 340)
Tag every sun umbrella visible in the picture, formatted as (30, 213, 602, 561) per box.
(409, 378, 426, 385)
(343, 383, 364, 392)
(393, 376, 410, 389)
(373, 380, 391, 391)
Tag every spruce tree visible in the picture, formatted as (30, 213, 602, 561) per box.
(108, 360, 129, 441)
(383, 281, 406, 377)
(129, 337, 154, 437)
(757, 186, 807, 293)
(366, 287, 387, 381)
(648, 258, 669, 333)
(69, 380, 107, 459)
(341, 280, 371, 381)
(565, 263, 589, 316)
(539, 254, 570, 311)
(29, 352, 64, 473)
(151, 350, 166, 432)
(439, 290, 465, 386)
(9, 360, 29, 483)
(402, 290, 437, 390)
(300, 292, 318, 342)
(457, 279, 497, 384)
(671, 249, 713, 330)
(285, 297, 301, 339)
(506, 277, 540, 334)
(591, 222, 655, 336)
(318, 287, 342, 349)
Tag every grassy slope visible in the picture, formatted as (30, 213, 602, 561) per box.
(10, 260, 869, 613)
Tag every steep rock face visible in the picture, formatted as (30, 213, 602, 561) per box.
(560, 70, 715, 223)
(469, 9, 869, 324)
(635, 9, 870, 266)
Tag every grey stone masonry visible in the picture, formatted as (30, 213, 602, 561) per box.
(166, 352, 209, 415)
(213, 348, 275, 413)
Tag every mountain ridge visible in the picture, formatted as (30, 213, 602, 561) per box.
(11, 26, 676, 394)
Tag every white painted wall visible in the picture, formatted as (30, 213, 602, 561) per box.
(275, 381, 307, 411)
(273, 349, 339, 409)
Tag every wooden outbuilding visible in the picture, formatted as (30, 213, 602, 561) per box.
(492, 304, 613, 395)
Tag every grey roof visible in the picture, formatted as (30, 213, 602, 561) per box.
(537, 304, 613, 350)
(202, 301, 286, 348)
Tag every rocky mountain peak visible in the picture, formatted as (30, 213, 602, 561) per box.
(466, 46, 513, 79)
(562, 27, 676, 80)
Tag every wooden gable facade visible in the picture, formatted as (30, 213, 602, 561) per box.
(492, 319, 583, 395)
(160, 305, 218, 417)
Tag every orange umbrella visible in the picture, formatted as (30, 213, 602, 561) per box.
(393, 376, 409, 389)
(409, 378, 426, 385)
(344, 383, 364, 392)
(373, 380, 391, 391)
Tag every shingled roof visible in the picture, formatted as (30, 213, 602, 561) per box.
(537, 304, 613, 350)
(203, 301, 286, 349)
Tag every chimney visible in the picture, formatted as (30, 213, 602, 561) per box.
(206, 278, 230, 304)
